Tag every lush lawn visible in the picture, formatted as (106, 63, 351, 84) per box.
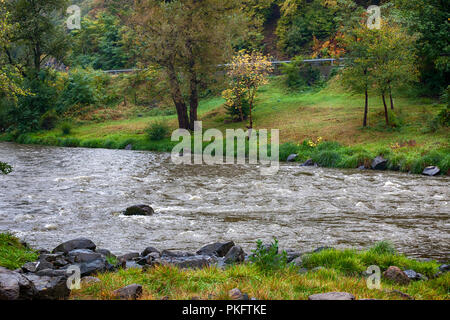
(2, 77, 448, 173)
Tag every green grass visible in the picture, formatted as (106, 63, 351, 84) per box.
(2, 76, 448, 174)
(69, 241, 447, 300)
(302, 245, 440, 278)
(0, 233, 38, 270)
(70, 259, 449, 300)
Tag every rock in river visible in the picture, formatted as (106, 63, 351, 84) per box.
(422, 166, 440, 176)
(371, 156, 388, 170)
(286, 154, 298, 162)
(124, 205, 155, 216)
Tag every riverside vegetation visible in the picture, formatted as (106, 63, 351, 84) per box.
(0, 233, 448, 300)
(2, 77, 448, 175)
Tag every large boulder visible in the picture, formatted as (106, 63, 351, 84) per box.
(0, 267, 37, 300)
(52, 238, 96, 254)
(161, 250, 195, 258)
(308, 292, 355, 300)
(68, 249, 103, 263)
(371, 156, 388, 170)
(77, 257, 109, 277)
(157, 255, 214, 269)
(383, 266, 410, 285)
(422, 166, 440, 176)
(24, 274, 70, 300)
(196, 241, 235, 257)
(113, 284, 143, 300)
(124, 205, 154, 216)
(224, 246, 245, 264)
(117, 252, 140, 262)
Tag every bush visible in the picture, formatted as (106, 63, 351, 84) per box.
(368, 241, 396, 255)
(145, 121, 170, 141)
(10, 70, 59, 133)
(60, 122, 72, 136)
(249, 239, 288, 273)
(280, 56, 321, 89)
(312, 149, 342, 167)
(0, 162, 12, 175)
(39, 109, 59, 130)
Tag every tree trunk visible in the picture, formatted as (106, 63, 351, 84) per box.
(389, 88, 394, 110)
(363, 88, 368, 127)
(382, 93, 389, 126)
(34, 42, 41, 73)
(167, 65, 189, 129)
(188, 70, 199, 131)
(248, 91, 255, 129)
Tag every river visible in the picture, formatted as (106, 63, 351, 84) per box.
(0, 142, 449, 260)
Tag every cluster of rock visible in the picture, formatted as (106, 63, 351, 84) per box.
(0, 238, 115, 300)
(1, 238, 448, 301)
(287, 153, 442, 176)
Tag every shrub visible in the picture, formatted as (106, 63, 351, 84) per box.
(145, 121, 170, 141)
(280, 56, 321, 89)
(60, 122, 72, 135)
(312, 149, 341, 167)
(368, 241, 396, 255)
(0, 162, 12, 175)
(249, 239, 288, 273)
(39, 109, 59, 130)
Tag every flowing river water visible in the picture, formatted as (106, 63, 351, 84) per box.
(0, 142, 449, 261)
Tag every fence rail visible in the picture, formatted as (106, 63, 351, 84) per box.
(102, 58, 347, 74)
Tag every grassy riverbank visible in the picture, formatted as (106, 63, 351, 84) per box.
(1, 234, 448, 300)
(70, 263, 449, 300)
(1, 77, 449, 174)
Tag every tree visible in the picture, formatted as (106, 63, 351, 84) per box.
(4, 0, 69, 76)
(391, 0, 449, 96)
(224, 50, 273, 129)
(370, 23, 418, 117)
(130, 0, 244, 130)
(0, 0, 28, 99)
(340, 22, 376, 127)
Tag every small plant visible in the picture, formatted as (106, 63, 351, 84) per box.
(0, 161, 12, 175)
(249, 238, 288, 273)
(145, 121, 170, 141)
(368, 241, 396, 255)
(60, 122, 72, 135)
